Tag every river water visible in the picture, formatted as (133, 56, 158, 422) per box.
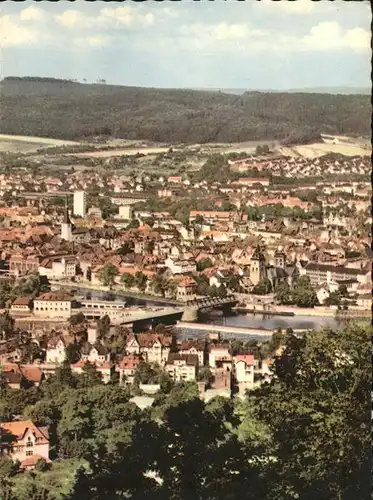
(78, 288, 363, 337)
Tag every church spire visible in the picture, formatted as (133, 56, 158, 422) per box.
(63, 196, 71, 224)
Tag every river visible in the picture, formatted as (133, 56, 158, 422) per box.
(78, 288, 361, 334)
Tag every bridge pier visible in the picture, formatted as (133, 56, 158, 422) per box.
(182, 307, 199, 322)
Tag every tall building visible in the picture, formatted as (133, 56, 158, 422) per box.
(249, 245, 267, 286)
(73, 191, 86, 218)
(61, 198, 73, 242)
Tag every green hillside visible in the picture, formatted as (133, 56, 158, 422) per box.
(0, 77, 370, 143)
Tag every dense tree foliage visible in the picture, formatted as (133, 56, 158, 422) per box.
(0, 79, 369, 142)
(0, 322, 370, 499)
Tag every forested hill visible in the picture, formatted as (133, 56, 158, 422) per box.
(0, 77, 370, 143)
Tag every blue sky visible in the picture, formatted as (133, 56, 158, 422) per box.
(1, 0, 371, 89)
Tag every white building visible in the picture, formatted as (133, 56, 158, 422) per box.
(165, 257, 196, 275)
(33, 292, 72, 318)
(119, 205, 133, 220)
(165, 354, 198, 382)
(233, 354, 255, 388)
(46, 336, 67, 364)
(73, 191, 86, 218)
(39, 257, 76, 280)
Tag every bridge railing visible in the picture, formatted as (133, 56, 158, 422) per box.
(185, 295, 237, 308)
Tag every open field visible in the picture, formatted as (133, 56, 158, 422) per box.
(0, 134, 80, 153)
(66, 146, 172, 158)
(278, 142, 371, 159)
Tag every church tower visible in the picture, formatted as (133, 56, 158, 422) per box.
(250, 245, 266, 286)
(274, 247, 286, 269)
(61, 197, 73, 242)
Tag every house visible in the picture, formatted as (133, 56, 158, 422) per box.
(1, 364, 44, 389)
(178, 339, 206, 366)
(9, 255, 39, 277)
(125, 333, 173, 365)
(118, 355, 142, 385)
(71, 360, 114, 383)
(0, 420, 50, 469)
(165, 257, 196, 275)
(176, 277, 197, 302)
(208, 344, 232, 371)
(38, 256, 76, 280)
(233, 354, 255, 387)
(165, 353, 198, 382)
(45, 335, 67, 364)
(10, 296, 33, 315)
(80, 342, 111, 364)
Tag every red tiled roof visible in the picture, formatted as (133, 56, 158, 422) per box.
(0, 420, 49, 445)
(235, 354, 255, 365)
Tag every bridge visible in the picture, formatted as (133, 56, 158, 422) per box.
(185, 295, 238, 309)
(118, 307, 184, 331)
(183, 295, 238, 321)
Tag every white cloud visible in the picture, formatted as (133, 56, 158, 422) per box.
(56, 10, 86, 29)
(19, 7, 45, 22)
(302, 21, 370, 52)
(56, 7, 155, 31)
(0, 14, 38, 47)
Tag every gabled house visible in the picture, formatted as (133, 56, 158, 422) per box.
(81, 342, 111, 364)
(165, 353, 198, 382)
(125, 333, 173, 365)
(46, 335, 67, 364)
(0, 420, 50, 469)
(178, 339, 206, 366)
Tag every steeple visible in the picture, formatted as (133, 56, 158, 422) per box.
(61, 196, 73, 242)
(63, 196, 71, 224)
(252, 244, 265, 261)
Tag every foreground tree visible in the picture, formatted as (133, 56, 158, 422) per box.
(252, 322, 372, 500)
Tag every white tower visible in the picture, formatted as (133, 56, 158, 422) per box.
(61, 198, 73, 242)
(73, 191, 86, 218)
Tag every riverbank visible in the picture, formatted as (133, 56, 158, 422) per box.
(234, 307, 295, 317)
(50, 281, 182, 306)
(234, 304, 339, 317)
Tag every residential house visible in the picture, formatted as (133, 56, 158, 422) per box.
(176, 277, 197, 302)
(0, 420, 50, 469)
(125, 333, 173, 365)
(1, 364, 44, 389)
(178, 339, 206, 366)
(45, 335, 68, 364)
(233, 354, 255, 390)
(71, 360, 114, 383)
(10, 296, 33, 316)
(208, 344, 232, 371)
(80, 342, 111, 364)
(118, 355, 142, 385)
(165, 353, 198, 382)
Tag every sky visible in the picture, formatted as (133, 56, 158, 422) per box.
(0, 0, 371, 90)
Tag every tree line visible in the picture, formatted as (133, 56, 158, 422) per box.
(0, 79, 370, 143)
